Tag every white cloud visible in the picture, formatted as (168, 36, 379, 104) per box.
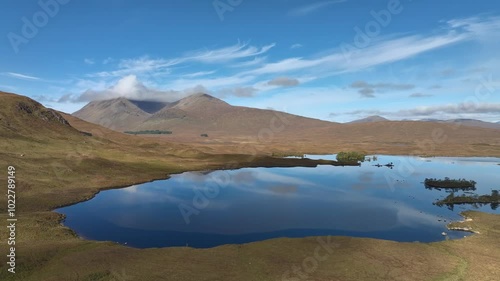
(447, 16, 500, 42)
(87, 42, 275, 79)
(403, 103, 500, 116)
(88, 56, 175, 78)
(3, 72, 41, 81)
(245, 16, 500, 78)
(182, 70, 217, 78)
(67, 75, 204, 103)
(217, 86, 258, 98)
(52, 15, 500, 117)
(247, 56, 330, 75)
(102, 57, 113, 65)
(84, 58, 95, 65)
(291, 44, 303, 49)
(341, 103, 500, 120)
(289, 0, 347, 16)
(341, 33, 467, 73)
(186, 41, 276, 63)
(247, 33, 464, 77)
(231, 56, 267, 68)
(167, 75, 256, 91)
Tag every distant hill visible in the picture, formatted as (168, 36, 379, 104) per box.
(443, 119, 500, 130)
(398, 118, 499, 130)
(349, 115, 389, 123)
(73, 98, 153, 131)
(73, 94, 500, 140)
(3, 91, 500, 159)
(74, 93, 337, 135)
(0, 91, 81, 139)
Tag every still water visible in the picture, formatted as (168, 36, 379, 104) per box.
(56, 155, 500, 248)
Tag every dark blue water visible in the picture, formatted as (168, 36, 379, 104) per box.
(56, 155, 500, 248)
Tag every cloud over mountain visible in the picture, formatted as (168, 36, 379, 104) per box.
(61, 75, 206, 103)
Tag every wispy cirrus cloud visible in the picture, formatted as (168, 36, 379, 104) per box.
(186, 42, 276, 63)
(167, 75, 256, 91)
(60, 75, 204, 103)
(87, 41, 275, 78)
(447, 16, 500, 42)
(88, 57, 174, 78)
(288, 0, 347, 17)
(231, 56, 267, 68)
(243, 16, 500, 78)
(46, 14, 500, 119)
(182, 70, 217, 78)
(338, 103, 500, 119)
(246, 32, 466, 77)
(84, 58, 95, 65)
(3, 72, 41, 81)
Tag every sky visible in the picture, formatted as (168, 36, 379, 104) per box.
(1, 0, 500, 122)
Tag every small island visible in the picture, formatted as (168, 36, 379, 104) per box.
(435, 190, 500, 210)
(336, 151, 366, 164)
(424, 177, 477, 190)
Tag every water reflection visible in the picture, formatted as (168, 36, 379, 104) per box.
(56, 155, 500, 248)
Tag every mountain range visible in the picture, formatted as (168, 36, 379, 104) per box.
(349, 115, 389, 123)
(2, 91, 500, 158)
(74, 93, 335, 135)
(75, 95, 500, 135)
(350, 115, 500, 129)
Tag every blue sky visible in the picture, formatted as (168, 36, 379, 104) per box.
(1, 0, 500, 122)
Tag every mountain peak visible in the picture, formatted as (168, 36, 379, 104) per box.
(349, 115, 389, 123)
(191, 93, 214, 98)
(181, 93, 220, 101)
(73, 97, 151, 131)
(173, 93, 229, 109)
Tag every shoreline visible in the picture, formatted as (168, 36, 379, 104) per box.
(447, 214, 481, 234)
(51, 155, 496, 250)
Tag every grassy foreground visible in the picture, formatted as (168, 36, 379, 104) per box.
(1, 91, 500, 280)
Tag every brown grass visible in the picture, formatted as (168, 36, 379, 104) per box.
(1, 91, 499, 280)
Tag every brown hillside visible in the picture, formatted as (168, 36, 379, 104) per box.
(0, 91, 80, 139)
(73, 97, 152, 131)
(75, 93, 338, 135)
